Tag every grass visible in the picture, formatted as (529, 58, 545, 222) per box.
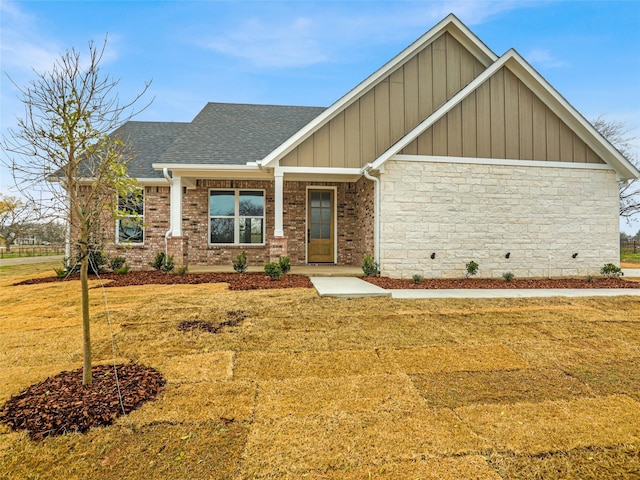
(621, 252, 640, 265)
(1, 263, 639, 479)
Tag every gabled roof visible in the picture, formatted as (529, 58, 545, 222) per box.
(366, 49, 640, 180)
(156, 103, 325, 168)
(258, 13, 498, 168)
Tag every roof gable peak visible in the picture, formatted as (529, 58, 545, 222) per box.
(259, 14, 498, 168)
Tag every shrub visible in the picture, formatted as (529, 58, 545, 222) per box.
(502, 271, 515, 282)
(160, 255, 175, 274)
(412, 274, 423, 284)
(115, 264, 130, 275)
(264, 262, 282, 280)
(233, 251, 247, 273)
(66, 245, 108, 275)
(279, 255, 291, 274)
(600, 263, 623, 278)
(110, 256, 126, 272)
(176, 266, 188, 276)
(151, 252, 166, 270)
(362, 255, 379, 277)
(54, 265, 69, 279)
(151, 252, 175, 274)
(465, 260, 479, 278)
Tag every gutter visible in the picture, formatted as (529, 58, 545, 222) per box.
(361, 163, 381, 267)
(162, 168, 172, 256)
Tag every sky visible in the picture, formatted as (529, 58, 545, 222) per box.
(1, 0, 639, 232)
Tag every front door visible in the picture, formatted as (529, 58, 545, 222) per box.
(307, 189, 334, 263)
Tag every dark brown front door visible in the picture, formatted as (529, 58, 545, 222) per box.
(307, 189, 334, 263)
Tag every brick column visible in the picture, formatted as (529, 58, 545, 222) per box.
(269, 236, 288, 262)
(167, 236, 188, 268)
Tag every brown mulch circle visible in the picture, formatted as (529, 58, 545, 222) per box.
(364, 276, 640, 289)
(0, 364, 165, 441)
(14, 271, 314, 290)
(178, 310, 247, 333)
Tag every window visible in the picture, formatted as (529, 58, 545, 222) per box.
(209, 190, 264, 244)
(117, 190, 144, 244)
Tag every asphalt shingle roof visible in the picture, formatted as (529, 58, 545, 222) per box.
(112, 121, 189, 178)
(156, 102, 326, 167)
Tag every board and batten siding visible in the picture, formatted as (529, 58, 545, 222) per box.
(281, 32, 486, 168)
(403, 67, 606, 164)
(379, 159, 619, 279)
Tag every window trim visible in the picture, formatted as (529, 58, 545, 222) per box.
(116, 189, 145, 245)
(208, 188, 266, 246)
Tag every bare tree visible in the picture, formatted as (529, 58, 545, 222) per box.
(1, 39, 152, 385)
(592, 116, 640, 219)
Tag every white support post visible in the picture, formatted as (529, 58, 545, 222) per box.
(170, 175, 183, 237)
(274, 168, 284, 237)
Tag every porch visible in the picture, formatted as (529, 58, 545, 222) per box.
(187, 264, 363, 277)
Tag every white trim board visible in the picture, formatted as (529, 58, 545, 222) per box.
(391, 155, 615, 171)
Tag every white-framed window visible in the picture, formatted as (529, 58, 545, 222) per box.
(116, 189, 144, 244)
(209, 189, 265, 245)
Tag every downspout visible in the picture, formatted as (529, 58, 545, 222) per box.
(362, 163, 381, 268)
(162, 168, 173, 257)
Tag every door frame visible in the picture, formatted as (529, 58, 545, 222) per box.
(305, 185, 337, 264)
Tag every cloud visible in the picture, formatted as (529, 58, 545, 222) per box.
(525, 48, 569, 68)
(203, 16, 328, 68)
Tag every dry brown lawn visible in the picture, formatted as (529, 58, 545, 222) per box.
(1, 262, 639, 479)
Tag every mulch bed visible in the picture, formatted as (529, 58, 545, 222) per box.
(13, 271, 640, 290)
(0, 364, 165, 441)
(364, 276, 640, 289)
(14, 271, 314, 290)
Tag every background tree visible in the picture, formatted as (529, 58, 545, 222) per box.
(1, 39, 151, 385)
(592, 116, 640, 219)
(0, 194, 39, 251)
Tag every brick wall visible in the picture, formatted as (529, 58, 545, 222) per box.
(379, 160, 620, 278)
(100, 177, 375, 269)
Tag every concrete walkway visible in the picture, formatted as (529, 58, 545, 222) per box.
(311, 276, 640, 299)
(0, 254, 64, 267)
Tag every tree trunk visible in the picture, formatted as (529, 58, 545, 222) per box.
(80, 243, 92, 386)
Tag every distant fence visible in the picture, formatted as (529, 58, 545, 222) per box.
(0, 244, 65, 259)
(621, 239, 639, 254)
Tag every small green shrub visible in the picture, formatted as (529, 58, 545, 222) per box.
(264, 262, 282, 280)
(176, 266, 188, 276)
(151, 252, 175, 274)
(362, 255, 379, 277)
(151, 252, 166, 270)
(502, 271, 515, 282)
(279, 255, 291, 274)
(160, 255, 175, 274)
(412, 274, 423, 284)
(115, 264, 130, 275)
(110, 256, 126, 271)
(600, 263, 623, 278)
(54, 266, 69, 279)
(465, 260, 479, 278)
(586, 275, 595, 283)
(233, 251, 247, 273)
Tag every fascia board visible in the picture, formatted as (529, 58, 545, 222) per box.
(152, 163, 261, 171)
(504, 50, 640, 180)
(369, 51, 514, 170)
(258, 14, 498, 169)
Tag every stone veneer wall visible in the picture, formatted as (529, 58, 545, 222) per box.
(379, 160, 620, 279)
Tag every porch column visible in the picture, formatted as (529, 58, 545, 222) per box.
(170, 175, 183, 237)
(274, 168, 284, 237)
